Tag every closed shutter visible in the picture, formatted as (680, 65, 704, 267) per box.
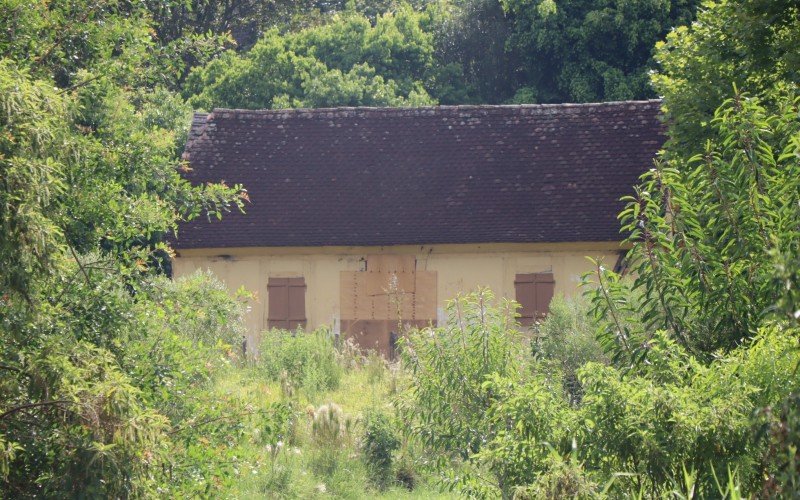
(268, 277, 307, 330)
(514, 273, 555, 326)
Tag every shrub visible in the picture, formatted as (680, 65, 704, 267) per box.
(125, 271, 246, 421)
(306, 402, 359, 489)
(364, 350, 388, 384)
(2, 338, 168, 498)
(759, 392, 800, 497)
(533, 294, 608, 402)
(398, 288, 525, 466)
(257, 328, 342, 396)
(577, 359, 754, 496)
(0, 269, 250, 497)
(397, 285, 800, 498)
(512, 451, 600, 500)
(464, 373, 578, 498)
(576, 326, 800, 496)
(151, 270, 247, 347)
(310, 403, 352, 448)
(361, 408, 401, 490)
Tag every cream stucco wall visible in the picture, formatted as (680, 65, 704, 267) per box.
(172, 242, 625, 350)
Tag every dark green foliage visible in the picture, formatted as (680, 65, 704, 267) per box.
(576, 327, 800, 496)
(0, 0, 256, 495)
(401, 293, 800, 497)
(759, 392, 800, 496)
(652, 0, 800, 152)
(468, 373, 578, 497)
(180, 0, 706, 108)
(398, 289, 525, 466)
(431, 0, 522, 104)
(532, 294, 609, 402)
(500, 0, 700, 103)
(398, 65, 799, 495)
(0, 61, 69, 297)
(361, 408, 401, 490)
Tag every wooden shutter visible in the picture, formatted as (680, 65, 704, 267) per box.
(514, 273, 555, 326)
(268, 277, 306, 330)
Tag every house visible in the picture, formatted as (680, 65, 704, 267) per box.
(173, 101, 664, 354)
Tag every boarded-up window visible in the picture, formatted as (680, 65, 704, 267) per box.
(267, 277, 306, 330)
(514, 273, 555, 326)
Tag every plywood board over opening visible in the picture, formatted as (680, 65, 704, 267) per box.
(366, 254, 415, 295)
(341, 319, 432, 358)
(367, 255, 416, 274)
(365, 272, 415, 296)
(414, 271, 438, 321)
(340, 255, 437, 356)
(339, 271, 357, 320)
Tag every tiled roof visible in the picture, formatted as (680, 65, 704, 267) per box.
(176, 101, 664, 249)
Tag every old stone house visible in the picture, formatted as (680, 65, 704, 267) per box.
(173, 101, 664, 354)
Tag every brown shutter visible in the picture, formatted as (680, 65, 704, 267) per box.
(514, 273, 555, 326)
(287, 278, 307, 330)
(534, 273, 555, 317)
(268, 277, 306, 330)
(514, 275, 536, 326)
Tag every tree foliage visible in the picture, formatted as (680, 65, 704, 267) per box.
(585, 0, 800, 359)
(180, 0, 706, 109)
(184, 6, 443, 109)
(499, 0, 700, 103)
(398, 290, 524, 467)
(400, 291, 800, 497)
(3, 0, 798, 496)
(652, 0, 800, 151)
(587, 91, 800, 359)
(431, 0, 522, 104)
(0, 1, 285, 496)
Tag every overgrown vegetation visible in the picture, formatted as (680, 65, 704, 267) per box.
(203, 332, 450, 498)
(258, 328, 343, 398)
(2, 0, 798, 497)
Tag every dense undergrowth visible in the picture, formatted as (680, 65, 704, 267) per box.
(171, 284, 798, 498)
(179, 329, 452, 498)
(398, 291, 799, 498)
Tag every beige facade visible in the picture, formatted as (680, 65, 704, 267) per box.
(173, 242, 625, 352)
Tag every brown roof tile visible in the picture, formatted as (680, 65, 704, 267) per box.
(176, 101, 664, 249)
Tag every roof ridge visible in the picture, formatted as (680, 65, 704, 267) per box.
(206, 100, 663, 119)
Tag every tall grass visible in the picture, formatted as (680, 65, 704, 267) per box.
(198, 327, 454, 499)
(256, 328, 342, 399)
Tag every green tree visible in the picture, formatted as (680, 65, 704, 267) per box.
(397, 290, 526, 479)
(588, 91, 800, 356)
(0, 1, 255, 495)
(184, 6, 446, 109)
(432, 0, 522, 104)
(586, 0, 800, 358)
(500, 0, 700, 103)
(652, 0, 800, 152)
